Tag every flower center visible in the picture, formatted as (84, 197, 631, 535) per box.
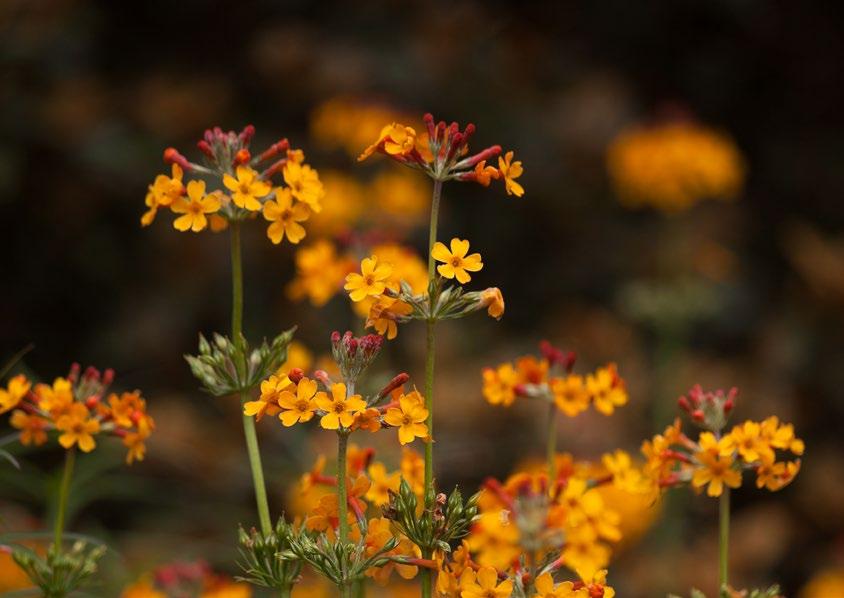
(296, 399, 310, 412)
(451, 257, 461, 267)
(364, 275, 375, 286)
(333, 402, 346, 413)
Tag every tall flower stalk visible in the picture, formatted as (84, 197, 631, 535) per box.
(143, 125, 323, 536)
(53, 448, 76, 551)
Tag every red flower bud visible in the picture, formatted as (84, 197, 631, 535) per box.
(288, 368, 305, 384)
(234, 148, 251, 165)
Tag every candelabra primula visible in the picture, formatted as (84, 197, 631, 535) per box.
(143, 125, 313, 541)
(122, 560, 252, 598)
(603, 385, 803, 596)
(354, 112, 523, 598)
(243, 332, 448, 596)
(0, 365, 153, 597)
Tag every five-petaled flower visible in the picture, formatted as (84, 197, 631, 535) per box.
(384, 390, 429, 445)
(315, 382, 366, 430)
(283, 161, 324, 212)
(171, 180, 221, 232)
(460, 566, 513, 598)
(263, 187, 310, 244)
(432, 238, 483, 284)
(498, 151, 524, 197)
(223, 165, 272, 211)
(55, 403, 101, 452)
(278, 377, 320, 427)
(345, 256, 394, 302)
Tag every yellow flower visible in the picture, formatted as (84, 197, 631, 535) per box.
(277, 377, 319, 427)
(344, 256, 393, 302)
(607, 122, 744, 212)
(288, 240, 354, 306)
(0, 374, 31, 414)
(692, 432, 742, 497)
(432, 238, 483, 284)
(315, 382, 366, 430)
(223, 165, 271, 211)
(123, 427, 150, 464)
(460, 566, 513, 598)
(551, 374, 590, 417)
(726, 420, 772, 463)
(10, 410, 48, 446)
(262, 188, 310, 244)
(576, 568, 616, 598)
(55, 403, 100, 452)
(34, 377, 74, 418)
(359, 123, 417, 161)
(586, 364, 628, 415)
(365, 462, 401, 506)
(282, 161, 324, 212)
(533, 572, 587, 598)
(384, 390, 429, 445)
(498, 151, 524, 197)
(482, 364, 519, 407)
(366, 297, 412, 340)
(245, 375, 292, 422)
(142, 164, 184, 226)
(755, 457, 800, 491)
(171, 180, 221, 232)
(473, 160, 500, 187)
(480, 287, 505, 320)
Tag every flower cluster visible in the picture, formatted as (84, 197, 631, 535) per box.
(602, 386, 804, 499)
(142, 125, 324, 243)
(482, 342, 628, 417)
(359, 113, 523, 196)
(441, 464, 619, 597)
(344, 238, 504, 340)
(245, 333, 429, 447)
(1, 365, 154, 463)
(606, 120, 744, 212)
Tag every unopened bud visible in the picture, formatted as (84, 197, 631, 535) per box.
(288, 368, 304, 384)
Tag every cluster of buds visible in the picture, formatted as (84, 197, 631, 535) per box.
(358, 112, 524, 196)
(0, 364, 154, 463)
(330, 331, 384, 384)
(237, 518, 302, 591)
(184, 328, 296, 396)
(9, 541, 106, 598)
(678, 383, 737, 432)
(383, 479, 480, 559)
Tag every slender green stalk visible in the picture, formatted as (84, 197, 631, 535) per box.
(337, 431, 350, 545)
(53, 448, 76, 551)
(546, 401, 558, 483)
(420, 180, 442, 598)
(719, 488, 730, 591)
(424, 179, 442, 500)
(230, 222, 272, 535)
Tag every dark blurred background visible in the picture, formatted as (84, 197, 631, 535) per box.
(3, 1, 844, 596)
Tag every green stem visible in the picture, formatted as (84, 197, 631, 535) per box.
(420, 562, 433, 598)
(338, 431, 350, 546)
(423, 180, 442, 505)
(53, 448, 75, 551)
(546, 401, 557, 484)
(230, 222, 272, 535)
(719, 488, 730, 592)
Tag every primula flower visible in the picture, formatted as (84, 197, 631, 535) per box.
(352, 407, 382, 433)
(498, 151, 524, 197)
(692, 432, 742, 497)
(35, 377, 74, 418)
(315, 382, 366, 430)
(366, 297, 412, 340)
(344, 256, 393, 302)
(55, 403, 101, 452)
(123, 428, 151, 464)
(482, 364, 519, 407)
(473, 160, 500, 187)
(142, 164, 184, 226)
(586, 364, 628, 415)
(359, 123, 418, 161)
(277, 377, 319, 427)
(364, 516, 421, 585)
(263, 187, 310, 244)
(364, 462, 401, 506)
(244, 374, 291, 421)
(171, 181, 221, 232)
(0, 374, 31, 414)
(384, 390, 429, 445)
(223, 165, 272, 211)
(755, 457, 801, 491)
(533, 572, 587, 598)
(10, 410, 48, 446)
(283, 161, 324, 211)
(551, 374, 590, 417)
(726, 420, 772, 464)
(480, 287, 505, 320)
(460, 566, 513, 598)
(432, 238, 483, 284)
